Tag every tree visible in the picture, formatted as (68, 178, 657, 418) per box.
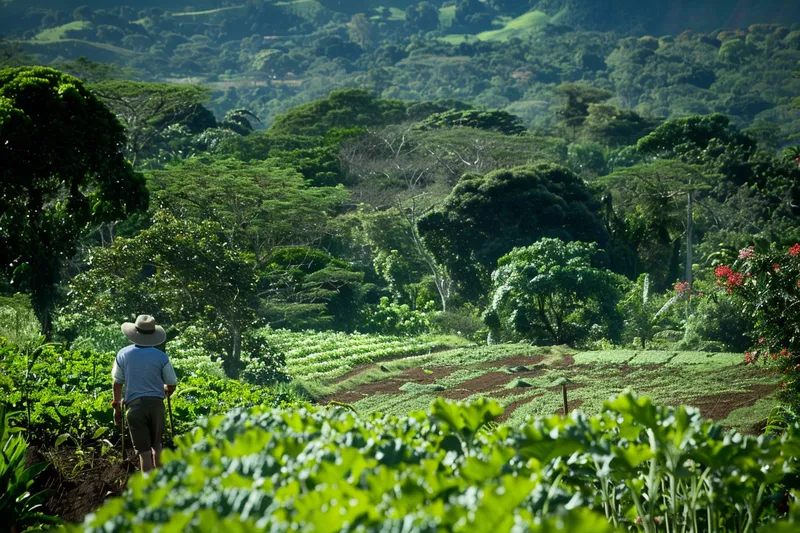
(348, 13, 376, 50)
(146, 159, 349, 270)
(601, 160, 711, 288)
(417, 164, 609, 301)
(454, 0, 493, 31)
(415, 109, 527, 136)
(485, 238, 622, 345)
(64, 212, 257, 378)
(90, 80, 212, 166)
(269, 89, 407, 137)
(555, 83, 613, 137)
(259, 247, 364, 331)
(406, 2, 440, 32)
(635, 114, 759, 189)
(0, 67, 147, 335)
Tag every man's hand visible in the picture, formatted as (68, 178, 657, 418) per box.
(164, 384, 176, 397)
(114, 408, 123, 427)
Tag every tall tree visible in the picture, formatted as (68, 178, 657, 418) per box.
(418, 163, 609, 301)
(90, 80, 212, 166)
(601, 160, 711, 288)
(147, 159, 349, 270)
(65, 212, 257, 378)
(0, 67, 147, 334)
(348, 13, 376, 50)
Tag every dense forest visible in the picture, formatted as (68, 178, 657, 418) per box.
(3, 1, 800, 531)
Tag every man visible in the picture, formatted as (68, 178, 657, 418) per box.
(111, 315, 177, 472)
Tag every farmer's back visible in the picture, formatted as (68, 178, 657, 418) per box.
(114, 344, 174, 403)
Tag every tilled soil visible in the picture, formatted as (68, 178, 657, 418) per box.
(688, 384, 778, 422)
(29, 444, 139, 523)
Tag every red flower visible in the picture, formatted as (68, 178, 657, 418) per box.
(773, 263, 780, 272)
(715, 265, 733, 278)
(674, 281, 692, 295)
(790, 243, 800, 257)
(758, 337, 765, 344)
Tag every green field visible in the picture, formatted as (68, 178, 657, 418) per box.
(312, 345, 778, 433)
(439, 9, 551, 44)
(33, 21, 92, 42)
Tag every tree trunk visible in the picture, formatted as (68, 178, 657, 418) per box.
(686, 191, 693, 287)
(403, 197, 451, 312)
(223, 326, 242, 379)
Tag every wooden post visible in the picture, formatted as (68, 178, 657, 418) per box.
(562, 383, 569, 416)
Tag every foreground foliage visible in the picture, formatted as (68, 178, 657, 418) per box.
(0, 406, 57, 531)
(73, 391, 799, 532)
(0, 338, 284, 445)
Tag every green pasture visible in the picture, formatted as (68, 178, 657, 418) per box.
(33, 21, 92, 42)
(315, 345, 779, 433)
(439, 9, 551, 44)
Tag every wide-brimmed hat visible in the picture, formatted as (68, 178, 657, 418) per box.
(121, 315, 166, 347)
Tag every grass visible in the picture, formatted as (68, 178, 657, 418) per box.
(439, 6, 456, 29)
(318, 345, 779, 434)
(33, 21, 92, 42)
(438, 9, 551, 44)
(476, 10, 551, 41)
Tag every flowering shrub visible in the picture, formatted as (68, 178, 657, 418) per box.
(717, 244, 800, 409)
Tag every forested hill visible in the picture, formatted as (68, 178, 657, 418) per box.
(3, 0, 800, 34)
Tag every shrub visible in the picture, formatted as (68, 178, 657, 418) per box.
(681, 293, 754, 352)
(718, 243, 800, 410)
(360, 297, 431, 335)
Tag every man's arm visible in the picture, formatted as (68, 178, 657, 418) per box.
(111, 356, 125, 425)
(162, 360, 178, 397)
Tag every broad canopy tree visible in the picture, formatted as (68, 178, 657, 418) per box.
(90, 80, 213, 166)
(64, 211, 257, 378)
(417, 163, 609, 301)
(147, 158, 349, 270)
(485, 238, 623, 346)
(0, 67, 147, 335)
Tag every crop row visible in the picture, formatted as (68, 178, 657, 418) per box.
(259, 328, 450, 381)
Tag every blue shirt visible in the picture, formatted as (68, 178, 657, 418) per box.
(112, 345, 178, 404)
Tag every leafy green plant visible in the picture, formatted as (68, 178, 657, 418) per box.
(70, 390, 800, 532)
(0, 405, 57, 531)
(620, 274, 680, 349)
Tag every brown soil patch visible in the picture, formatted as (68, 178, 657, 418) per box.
(484, 355, 546, 369)
(550, 354, 575, 369)
(687, 384, 778, 422)
(444, 372, 512, 401)
(496, 396, 537, 423)
(30, 444, 140, 523)
(331, 346, 456, 384)
(615, 363, 663, 377)
(324, 366, 456, 404)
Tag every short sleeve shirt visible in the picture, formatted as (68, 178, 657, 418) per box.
(112, 344, 178, 403)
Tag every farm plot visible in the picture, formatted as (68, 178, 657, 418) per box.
(318, 345, 779, 434)
(261, 328, 466, 381)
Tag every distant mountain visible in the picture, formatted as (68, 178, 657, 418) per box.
(536, 0, 800, 34)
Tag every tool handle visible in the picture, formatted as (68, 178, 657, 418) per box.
(167, 395, 175, 444)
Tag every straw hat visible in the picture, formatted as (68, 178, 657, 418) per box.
(121, 315, 166, 347)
